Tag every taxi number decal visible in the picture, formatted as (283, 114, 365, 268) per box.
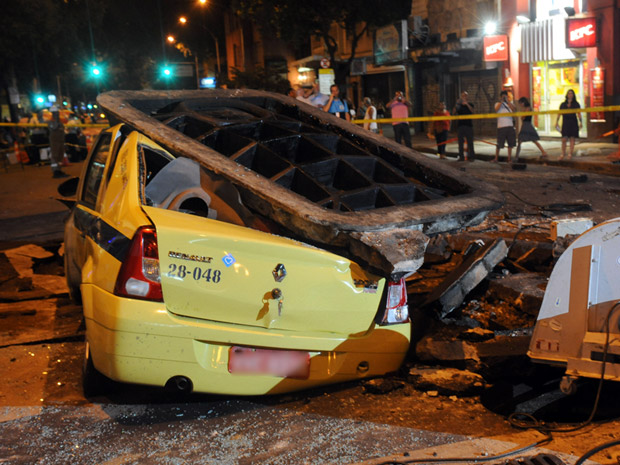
(167, 264, 222, 283)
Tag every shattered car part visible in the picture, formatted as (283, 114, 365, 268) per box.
(98, 90, 503, 276)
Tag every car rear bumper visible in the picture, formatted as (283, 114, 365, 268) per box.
(82, 284, 410, 395)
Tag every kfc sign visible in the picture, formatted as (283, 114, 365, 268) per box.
(566, 17, 597, 48)
(483, 35, 508, 62)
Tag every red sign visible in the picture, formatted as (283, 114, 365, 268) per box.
(566, 17, 597, 48)
(483, 35, 508, 62)
(589, 68, 605, 122)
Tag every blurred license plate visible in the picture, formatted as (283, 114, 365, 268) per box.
(228, 346, 310, 379)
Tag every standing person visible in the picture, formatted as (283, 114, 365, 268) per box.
(492, 90, 517, 163)
(555, 89, 582, 160)
(453, 91, 475, 161)
(515, 97, 548, 162)
(48, 106, 68, 178)
(323, 84, 350, 122)
(27, 111, 47, 165)
(362, 97, 378, 133)
(309, 82, 329, 109)
(297, 85, 313, 105)
(432, 102, 451, 159)
(386, 91, 412, 148)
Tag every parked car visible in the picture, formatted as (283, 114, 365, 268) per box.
(61, 90, 501, 396)
(61, 124, 411, 396)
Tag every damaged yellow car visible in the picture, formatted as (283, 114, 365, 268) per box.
(62, 124, 411, 396)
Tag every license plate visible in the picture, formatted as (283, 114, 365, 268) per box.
(228, 346, 310, 379)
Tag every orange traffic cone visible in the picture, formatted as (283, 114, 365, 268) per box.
(14, 142, 29, 164)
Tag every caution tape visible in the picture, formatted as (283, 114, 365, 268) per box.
(0, 142, 89, 152)
(0, 123, 107, 128)
(352, 105, 620, 125)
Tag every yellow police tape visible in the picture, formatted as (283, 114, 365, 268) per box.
(352, 105, 620, 125)
(0, 123, 107, 128)
(1, 106, 618, 127)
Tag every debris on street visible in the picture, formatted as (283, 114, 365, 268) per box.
(407, 366, 486, 396)
(421, 238, 509, 318)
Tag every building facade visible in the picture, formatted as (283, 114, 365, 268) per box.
(224, 0, 619, 138)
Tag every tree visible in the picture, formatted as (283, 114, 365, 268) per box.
(225, 67, 290, 93)
(232, 0, 411, 83)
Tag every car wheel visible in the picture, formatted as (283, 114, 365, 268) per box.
(64, 251, 82, 304)
(82, 341, 108, 397)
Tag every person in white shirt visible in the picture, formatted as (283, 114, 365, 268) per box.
(492, 90, 516, 163)
(362, 97, 378, 133)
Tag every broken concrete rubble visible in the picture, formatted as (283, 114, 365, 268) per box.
(487, 272, 547, 316)
(0, 244, 67, 302)
(348, 229, 429, 278)
(422, 238, 509, 318)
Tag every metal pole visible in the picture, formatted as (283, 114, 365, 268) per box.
(57, 75, 62, 104)
(195, 55, 200, 89)
(214, 35, 221, 74)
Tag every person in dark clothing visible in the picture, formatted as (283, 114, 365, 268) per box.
(48, 107, 68, 178)
(432, 102, 450, 158)
(515, 97, 548, 162)
(554, 89, 582, 160)
(453, 91, 475, 161)
(27, 111, 47, 164)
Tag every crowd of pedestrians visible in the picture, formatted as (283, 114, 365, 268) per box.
(286, 83, 600, 162)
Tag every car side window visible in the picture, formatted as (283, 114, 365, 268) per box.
(80, 132, 112, 210)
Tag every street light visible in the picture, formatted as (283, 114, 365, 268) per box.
(180, 10, 221, 74)
(484, 21, 497, 35)
(165, 36, 200, 89)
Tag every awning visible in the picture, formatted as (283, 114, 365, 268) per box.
(520, 17, 577, 63)
(289, 55, 324, 69)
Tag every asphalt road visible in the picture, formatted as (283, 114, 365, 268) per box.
(2, 150, 620, 464)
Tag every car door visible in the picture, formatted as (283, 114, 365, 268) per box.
(70, 125, 129, 292)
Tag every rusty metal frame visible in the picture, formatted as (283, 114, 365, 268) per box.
(98, 89, 503, 276)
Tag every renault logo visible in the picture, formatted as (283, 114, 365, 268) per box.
(272, 264, 286, 282)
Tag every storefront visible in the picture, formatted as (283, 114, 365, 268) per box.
(520, 14, 593, 137)
(530, 59, 587, 136)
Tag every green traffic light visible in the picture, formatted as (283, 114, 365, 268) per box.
(160, 64, 174, 79)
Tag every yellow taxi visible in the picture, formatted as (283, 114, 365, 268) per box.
(61, 124, 410, 396)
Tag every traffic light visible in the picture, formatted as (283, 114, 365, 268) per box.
(160, 64, 174, 79)
(86, 62, 104, 81)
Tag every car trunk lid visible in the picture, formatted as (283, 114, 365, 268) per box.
(144, 206, 385, 335)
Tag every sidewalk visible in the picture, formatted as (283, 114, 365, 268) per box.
(380, 124, 620, 176)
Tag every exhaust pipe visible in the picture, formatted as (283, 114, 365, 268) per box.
(165, 376, 193, 393)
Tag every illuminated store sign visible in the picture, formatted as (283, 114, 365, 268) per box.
(483, 35, 508, 61)
(566, 17, 597, 48)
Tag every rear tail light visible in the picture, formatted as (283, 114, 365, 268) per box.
(378, 278, 409, 325)
(114, 226, 163, 301)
